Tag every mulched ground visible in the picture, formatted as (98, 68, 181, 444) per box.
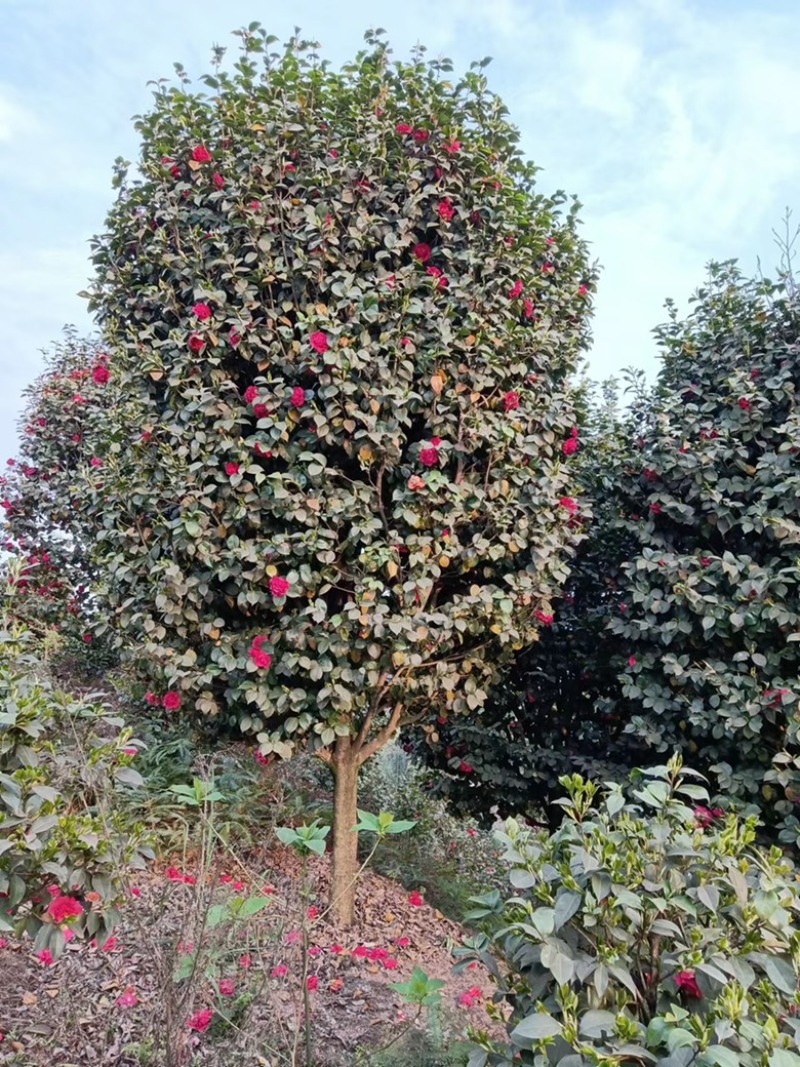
(0, 844, 503, 1066)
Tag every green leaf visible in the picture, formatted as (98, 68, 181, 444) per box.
(553, 890, 582, 930)
(510, 1013, 562, 1044)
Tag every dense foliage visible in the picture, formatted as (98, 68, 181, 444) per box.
(463, 757, 800, 1066)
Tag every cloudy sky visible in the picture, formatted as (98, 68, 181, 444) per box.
(1, 0, 798, 462)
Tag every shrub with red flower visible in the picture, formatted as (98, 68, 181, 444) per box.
(191, 145, 212, 163)
(47, 894, 83, 923)
(269, 575, 290, 598)
(309, 331, 329, 354)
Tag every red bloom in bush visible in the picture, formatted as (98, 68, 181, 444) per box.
(187, 1009, 213, 1032)
(737, 397, 751, 411)
(442, 140, 461, 154)
(649, 502, 661, 515)
(48, 895, 83, 923)
(162, 691, 181, 711)
(437, 198, 454, 221)
(90, 457, 103, 468)
(407, 474, 425, 491)
(412, 242, 432, 263)
(92, 364, 110, 385)
(144, 690, 158, 706)
(290, 386, 305, 408)
(229, 328, 241, 346)
(395, 123, 413, 134)
(188, 334, 205, 353)
(458, 760, 474, 773)
(192, 302, 212, 320)
(309, 331, 329, 354)
(218, 978, 235, 996)
(239, 953, 252, 969)
(36, 950, 53, 966)
(351, 945, 368, 957)
(674, 970, 702, 998)
(503, 391, 520, 412)
(244, 386, 258, 404)
(269, 575, 290, 598)
(249, 636, 272, 671)
(535, 610, 554, 625)
(577, 284, 588, 296)
(253, 403, 269, 419)
(507, 279, 523, 299)
(191, 145, 212, 163)
(558, 496, 578, 514)
(693, 805, 723, 829)
(562, 437, 578, 456)
(211, 172, 224, 189)
(407, 891, 424, 907)
(224, 462, 239, 477)
(413, 128, 429, 142)
(628, 655, 637, 668)
(419, 445, 439, 468)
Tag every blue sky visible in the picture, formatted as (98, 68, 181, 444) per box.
(1, 0, 799, 463)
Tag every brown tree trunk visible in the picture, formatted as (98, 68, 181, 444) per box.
(329, 735, 360, 927)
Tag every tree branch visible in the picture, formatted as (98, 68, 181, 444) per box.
(357, 700, 404, 764)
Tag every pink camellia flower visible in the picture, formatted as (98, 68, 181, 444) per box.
(413, 128, 429, 142)
(351, 945, 368, 958)
(329, 944, 343, 954)
(269, 575, 290, 598)
(437, 198, 454, 221)
(162, 691, 181, 711)
(693, 805, 723, 829)
(503, 391, 520, 412)
(271, 964, 288, 978)
(244, 386, 258, 404)
(408, 891, 424, 907)
(187, 1009, 213, 1032)
(144, 691, 158, 706)
(649, 503, 662, 515)
(37, 950, 53, 966)
(254, 750, 270, 766)
(394, 937, 410, 949)
(507, 279, 523, 299)
(290, 386, 305, 408)
(83, 633, 93, 643)
(523, 298, 534, 319)
(48, 895, 83, 923)
(92, 364, 110, 384)
(131, 887, 141, 898)
(229, 328, 241, 346)
(61, 927, 76, 944)
(562, 437, 578, 456)
(122, 747, 137, 756)
(252, 403, 269, 419)
(116, 986, 138, 1007)
(309, 331, 329, 354)
(674, 970, 702, 998)
(577, 284, 588, 296)
(306, 975, 319, 991)
(541, 262, 555, 273)
(239, 953, 252, 969)
(218, 979, 235, 996)
(328, 149, 338, 159)
(628, 655, 637, 668)
(306, 905, 319, 920)
(192, 302, 212, 320)
(308, 946, 323, 958)
(419, 445, 439, 468)
(191, 145, 212, 163)
(188, 334, 205, 353)
(558, 497, 578, 514)
(407, 474, 425, 492)
(101, 936, 119, 953)
(395, 123, 413, 134)
(459, 761, 474, 774)
(442, 140, 461, 154)
(224, 462, 240, 477)
(211, 172, 224, 189)
(90, 457, 103, 468)
(71, 433, 81, 444)
(412, 242, 432, 263)
(249, 635, 272, 670)
(737, 397, 751, 411)
(535, 610, 554, 625)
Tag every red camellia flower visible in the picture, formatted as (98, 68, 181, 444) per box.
(458, 760, 474, 773)
(649, 502, 661, 515)
(395, 123, 413, 134)
(407, 474, 425, 492)
(187, 1009, 213, 1032)
(306, 975, 319, 991)
(211, 171, 224, 189)
(244, 385, 258, 404)
(507, 279, 523, 299)
(413, 128, 429, 142)
(534, 610, 554, 625)
(412, 242, 432, 263)
(577, 284, 588, 296)
(419, 446, 439, 467)
(407, 891, 424, 907)
(271, 964, 288, 978)
(229, 328, 241, 346)
(558, 496, 578, 514)
(503, 391, 520, 412)
(37, 950, 54, 966)
(48, 894, 83, 923)
(218, 978, 235, 996)
(253, 404, 269, 419)
(693, 805, 723, 829)
(562, 437, 578, 456)
(437, 198, 454, 221)
(269, 575, 290, 598)
(90, 457, 103, 468)
(162, 691, 181, 711)
(309, 331, 329, 354)
(144, 690, 158, 706)
(674, 970, 702, 998)
(116, 986, 139, 1007)
(737, 397, 751, 410)
(249, 636, 272, 670)
(290, 386, 305, 408)
(92, 364, 110, 384)
(192, 302, 212, 320)
(224, 462, 240, 477)
(188, 334, 205, 353)
(628, 655, 637, 667)
(191, 145, 212, 163)
(442, 140, 460, 154)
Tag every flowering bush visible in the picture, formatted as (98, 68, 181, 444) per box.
(0, 611, 151, 956)
(77, 28, 596, 921)
(462, 756, 800, 1066)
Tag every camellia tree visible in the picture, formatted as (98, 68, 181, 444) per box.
(611, 260, 800, 837)
(81, 27, 596, 922)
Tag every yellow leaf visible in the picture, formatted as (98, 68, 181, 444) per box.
(386, 560, 398, 578)
(430, 374, 444, 396)
(187, 159, 201, 171)
(464, 334, 476, 346)
(470, 392, 481, 403)
(438, 555, 450, 567)
(370, 399, 380, 414)
(315, 303, 327, 315)
(266, 565, 277, 576)
(392, 651, 406, 667)
(490, 624, 502, 634)
(250, 123, 265, 131)
(358, 445, 374, 464)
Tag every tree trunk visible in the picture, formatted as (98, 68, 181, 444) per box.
(330, 735, 360, 927)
